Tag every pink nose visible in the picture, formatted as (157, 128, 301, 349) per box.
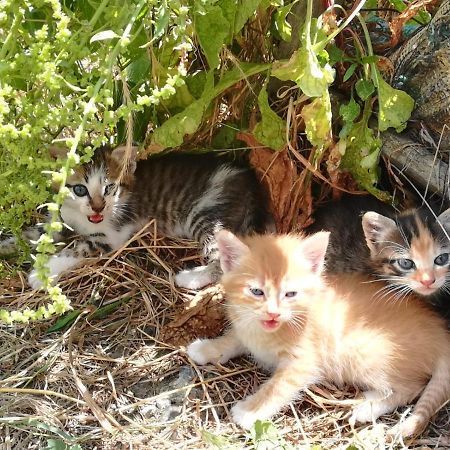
(420, 278, 435, 288)
(267, 312, 280, 320)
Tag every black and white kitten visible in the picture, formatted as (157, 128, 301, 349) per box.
(0, 146, 273, 290)
(307, 195, 450, 303)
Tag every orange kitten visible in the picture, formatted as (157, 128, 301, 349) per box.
(187, 231, 450, 437)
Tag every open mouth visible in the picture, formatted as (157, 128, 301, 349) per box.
(261, 319, 280, 331)
(88, 214, 104, 224)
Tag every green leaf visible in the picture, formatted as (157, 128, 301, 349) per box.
(343, 63, 357, 82)
(90, 298, 130, 320)
(272, 47, 335, 97)
(150, 63, 271, 150)
(355, 79, 375, 101)
(151, 0, 170, 43)
(234, 0, 262, 34)
(274, 4, 292, 42)
(195, 6, 230, 68)
(301, 92, 332, 150)
(46, 310, 81, 333)
(126, 54, 151, 86)
(340, 97, 360, 125)
(327, 44, 344, 66)
(339, 101, 389, 200)
(201, 430, 233, 449)
(360, 55, 378, 64)
(250, 420, 294, 449)
(373, 68, 414, 132)
(44, 439, 82, 450)
(254, 85, 286, 151)
(90, 30, 119, 43)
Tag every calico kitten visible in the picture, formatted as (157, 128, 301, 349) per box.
(307, 195, 450, 302)
(0, 146, 272, 290)
(187, 231, 450, 437)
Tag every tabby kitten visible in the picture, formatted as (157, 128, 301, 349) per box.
(0, 146, 272, 290)
(307, 195, 450, 301)
(187, 231, 450, 437)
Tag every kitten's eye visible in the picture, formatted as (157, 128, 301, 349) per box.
(397, 258, 415, 270)
(104, 183, 116, 195)
(73, 184, 88, 197)
(249, 288, 264, 297)
(285, 291, 297, 298)
(434, 253, 449, 266)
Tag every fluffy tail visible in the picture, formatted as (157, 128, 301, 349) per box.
(395, 351, 450, 437)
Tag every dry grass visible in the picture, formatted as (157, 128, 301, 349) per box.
(1, 226, 450, 449)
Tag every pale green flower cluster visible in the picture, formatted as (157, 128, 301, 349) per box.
(0, 0, 193, 323)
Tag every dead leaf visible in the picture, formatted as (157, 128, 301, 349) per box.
(160, 286, 226, 347)
(238, 132, 297, 232)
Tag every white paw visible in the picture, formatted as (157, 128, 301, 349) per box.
(175, 265, 214, 290)
(187, 339, 211, 365)
(388, 416, 424, 438)
(351, 401, 378, 425)
(187, 339, 227, 365)
(27, 254, 81, 290)
(231, 400, 260, 430)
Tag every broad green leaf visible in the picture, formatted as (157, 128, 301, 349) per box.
(355, 79, 375, 101)
(150, 63, 271, 150)
(339, 102, 390, 200)
(195, 6, 230, 68)
(272, 47, 334, 97)
(90, 30, 119, 43)
(373, 68, 414, 132)
(254, 85, 286, 151)
(126, 54, 151, 85)
(327, 44, 344, 66)
(274, 4, 292, 42)
(217, 0, 238, 41)
(211, 123, 238, 149)
(301, 92, 332, 150)
(234, 0, 262, 34)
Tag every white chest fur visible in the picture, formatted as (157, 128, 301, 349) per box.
(233, 320, 283, 369)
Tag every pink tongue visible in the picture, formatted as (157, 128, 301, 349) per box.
(88, 214, 104, 223)
(262, 319, 279, 330)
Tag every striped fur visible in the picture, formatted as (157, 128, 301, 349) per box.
(187, 231, 450, 436)
(1, 146, 272, 289)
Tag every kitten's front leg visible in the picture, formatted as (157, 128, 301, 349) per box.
(28, 236, 113, 290)
(187, 329, 246, 365)
(174, 233, 221, 290)
(231, 359, 320, 429)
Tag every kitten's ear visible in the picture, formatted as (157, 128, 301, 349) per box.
(216, 230, 250, 273)
(300, 231, 330, 274)
(362, 212, 397, 254)
(48, 145, 69, 160)
(110, 145, 139, 174)
(437, 208, 450, 231)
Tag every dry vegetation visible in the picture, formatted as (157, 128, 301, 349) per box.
(1, 223, 450, 449)
(2, 1, 450, 449)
